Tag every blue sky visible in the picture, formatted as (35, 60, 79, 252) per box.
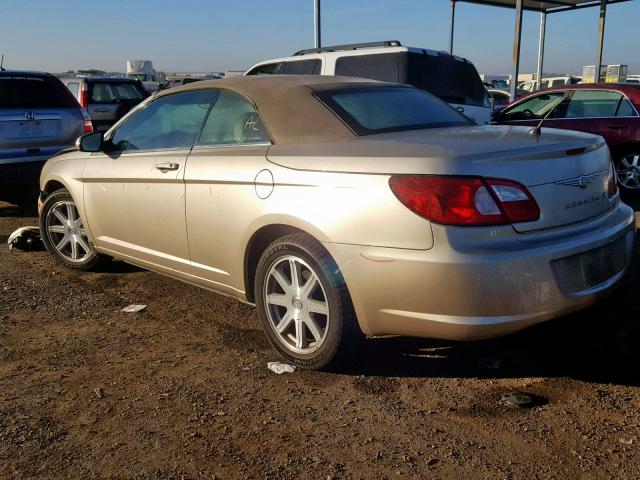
(1, 0, 638, 75)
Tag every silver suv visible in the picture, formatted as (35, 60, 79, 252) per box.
(61, 76, 149, 132)
(0, 71, 91, 206)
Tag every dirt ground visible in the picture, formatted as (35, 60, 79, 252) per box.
(1, 199, 639, 480)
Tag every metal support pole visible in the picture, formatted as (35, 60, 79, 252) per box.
(595, 0, 606, 82)
(510, 0, 524, 100)
(314, 0, 321, 48)
(449, 0, 456, 54)
(535, 12, 546, 91)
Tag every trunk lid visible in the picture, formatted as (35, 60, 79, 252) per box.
(267, 125, 615, 232)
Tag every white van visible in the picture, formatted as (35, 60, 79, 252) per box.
(246, 40, 492, 125)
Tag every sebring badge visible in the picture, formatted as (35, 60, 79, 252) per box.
(555, 172, 600, 189)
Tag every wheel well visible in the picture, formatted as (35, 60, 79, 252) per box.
(244, 224, 306, 303)
(613, 144, 640, 159)
(43, 180, 66, 197)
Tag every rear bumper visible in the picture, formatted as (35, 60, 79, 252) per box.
(328, 202, 635, 340)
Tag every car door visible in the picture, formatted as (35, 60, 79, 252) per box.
(541, 89, 637, 153)
(183, 89, 271, 295)
(83, 89, 218, 274)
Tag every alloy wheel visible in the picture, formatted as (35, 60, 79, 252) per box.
(615, 154, 640, 190)
(45, 200, 93, 263)
(263, 255, 330, 354)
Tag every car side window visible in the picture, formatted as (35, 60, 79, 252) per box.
(109, 89, 218, 151)
(334, 53, 401, 82)
(197, 90, 269, 146)
(66, 82, 80, 100)
(278, 60, 321, 75)
(616, 97, 638, 117)
(246, 63, 279, 76)
(564, 90, 625, 118)
(501, 92, 566, 121)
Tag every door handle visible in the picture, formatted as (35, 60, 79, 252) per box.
(155, 162, 180, 172)
(607, 124, 626, 129)
(95, 108, 110, 113)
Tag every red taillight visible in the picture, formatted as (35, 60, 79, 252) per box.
(79, 82, 88, 108)
(80, 108, 93, 133)
(389, 175, 540, 227)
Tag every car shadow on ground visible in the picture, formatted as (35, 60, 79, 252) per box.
(348, 301, 640, 387)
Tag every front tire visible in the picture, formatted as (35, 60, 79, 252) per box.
(39, 188, 106, 271)
(254, 233, 362, 370)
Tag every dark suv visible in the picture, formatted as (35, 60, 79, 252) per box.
(0, 71, 91, 206)
(61, 77, 149, 132)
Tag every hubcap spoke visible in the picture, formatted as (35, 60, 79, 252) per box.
(70, 238, 79, 259)
(52, 207, 67, 224)
(56, 236, 70, 251)
(266, 293, 288, 307)
(294, 319, 304, 349)
(48, 225, 65, 234)
(76, 235, 92, 254)
(301, 273, 318, 299)
(308, 299, 329, 316)
(66, 202, 76, 222)
(289, 259, 300, 290)
(276, 311, 294, 333)
(304, 317, 323, 342)
(271, 268, 291, 293)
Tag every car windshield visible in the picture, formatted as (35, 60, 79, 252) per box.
(90, 82, 146, 103)
(0, 74, 78, 109)
(317, 86, 470, 135)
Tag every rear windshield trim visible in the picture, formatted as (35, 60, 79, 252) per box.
(313, 85, 471, 136)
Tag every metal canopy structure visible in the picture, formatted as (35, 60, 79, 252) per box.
(448, 0, 633, 99)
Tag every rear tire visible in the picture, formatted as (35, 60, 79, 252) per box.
(254, 233, 362, 370)
(39, 188, 107, 271)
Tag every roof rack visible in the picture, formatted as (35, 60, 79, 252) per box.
(293, 40, 402, 56)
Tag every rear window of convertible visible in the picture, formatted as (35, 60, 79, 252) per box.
(315, 86, 470, 135)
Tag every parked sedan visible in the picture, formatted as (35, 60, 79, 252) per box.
(493, 84, 640, 191)
(38, 76, 635, 369)
(0, 71, 92, 206)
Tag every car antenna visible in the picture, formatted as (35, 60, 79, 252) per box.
(529, 95, 564, 136)
(0, 54, 5, 71)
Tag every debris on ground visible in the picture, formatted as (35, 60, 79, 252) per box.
(94, 387, 105, 399)
(620, 438, 634, 445)
(121, 304, 147, 313)
(500, 391, 535, 408)
(7, 226, 43, 252)
(267, 361, 296, 374)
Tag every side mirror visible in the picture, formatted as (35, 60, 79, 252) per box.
(76, 132, 104, 152)
(491, 109, 504, 122)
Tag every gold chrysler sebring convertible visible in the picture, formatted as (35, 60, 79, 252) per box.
(38, 76, 635, 369)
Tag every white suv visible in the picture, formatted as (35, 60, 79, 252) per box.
(245, 40, 492, 125)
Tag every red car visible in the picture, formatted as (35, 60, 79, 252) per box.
(493, 83, 640, 192)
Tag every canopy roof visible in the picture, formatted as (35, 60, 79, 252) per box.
(455, 0, 631, 14)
